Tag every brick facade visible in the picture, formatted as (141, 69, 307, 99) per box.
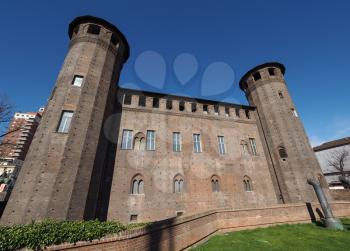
(0, 16, 335, 227)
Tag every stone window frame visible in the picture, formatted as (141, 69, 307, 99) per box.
(146, 130, 156, 151)
(56, 111, 74, 134)
(193, 133, 202, 153)
(133, 132, 146, 151)
(211, 175, 220, 192)
(121, 129, 133, 150)
(249, 138, 258, 156)
(172, 132, 182, 152)
(243, 175, 253, 192)
(173, 174, 185, 193)
(72, 75, 84, 87)
(217, 136, 226, 155)
(130, 174, 144, 195)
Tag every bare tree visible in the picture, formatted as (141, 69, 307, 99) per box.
(0, 95, 15, 156)
(327, 148, 350, 188)
(327, 148, 349, 177)
(0, 95, 13, 125)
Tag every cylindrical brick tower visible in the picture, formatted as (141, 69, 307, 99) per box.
(1, 16, 129, 224)
(239, 62, 323, 203)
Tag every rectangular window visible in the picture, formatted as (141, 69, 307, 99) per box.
(245, 110, 250, 119)
(123, 94, 132, 105)
(225, 107, 230, 117)
(72, 75, 83, 87)
(110, 33, 118, 45)
(121, 129, 133, 149)
(214, 105, 219, 115)
(179, 101, 185, 111)
(138, 96, 146, 106)
(146, 130, 156, 151)
(57, 111, 73, 133)
(193, 134, 202, 153)
(249, 138, 258, 155)
(87, 24, 100, 35)
(268, 68, 276, 76)
(218, 136, 226, 155)
(153, 98, 159, 108)
(191, 103, 197, 112)
(173, 132, 181, 152)
(235, 108, 240, 117)
(253, 72, 261, 81)
(203, 105, 208, 114)
(166, 99, 173, 110)
(130, 214, 138, 222)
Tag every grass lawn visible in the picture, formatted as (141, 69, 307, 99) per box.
(191, 218, 350, 251)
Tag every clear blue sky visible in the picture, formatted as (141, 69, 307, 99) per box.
(1, 0, 349, 146)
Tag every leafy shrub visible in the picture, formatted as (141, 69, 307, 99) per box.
(0, 219, 141, 251)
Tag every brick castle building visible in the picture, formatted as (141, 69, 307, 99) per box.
(1, 16, 326, 225)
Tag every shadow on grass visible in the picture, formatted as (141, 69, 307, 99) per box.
(341, 222, 350, 230)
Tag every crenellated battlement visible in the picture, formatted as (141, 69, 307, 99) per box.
(119, 88, 255, 122)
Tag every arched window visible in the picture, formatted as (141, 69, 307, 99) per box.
(131, 174, 144, 194)
(278, 146, 288, 159)
(133, 132, 146, 151)
(211, 175, 220, 192)
(243, 176, 252, 191)
(174, 175, 184, 193)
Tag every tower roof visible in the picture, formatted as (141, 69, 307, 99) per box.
(68, 15, 130, 62)
(239, 62, 285, 91)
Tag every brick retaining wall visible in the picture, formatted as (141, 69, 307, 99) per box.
(47, 201, 350, 251)
(330, 190, 350, 201)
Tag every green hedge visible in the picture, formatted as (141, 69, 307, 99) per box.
(0, 219, 144, 251)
